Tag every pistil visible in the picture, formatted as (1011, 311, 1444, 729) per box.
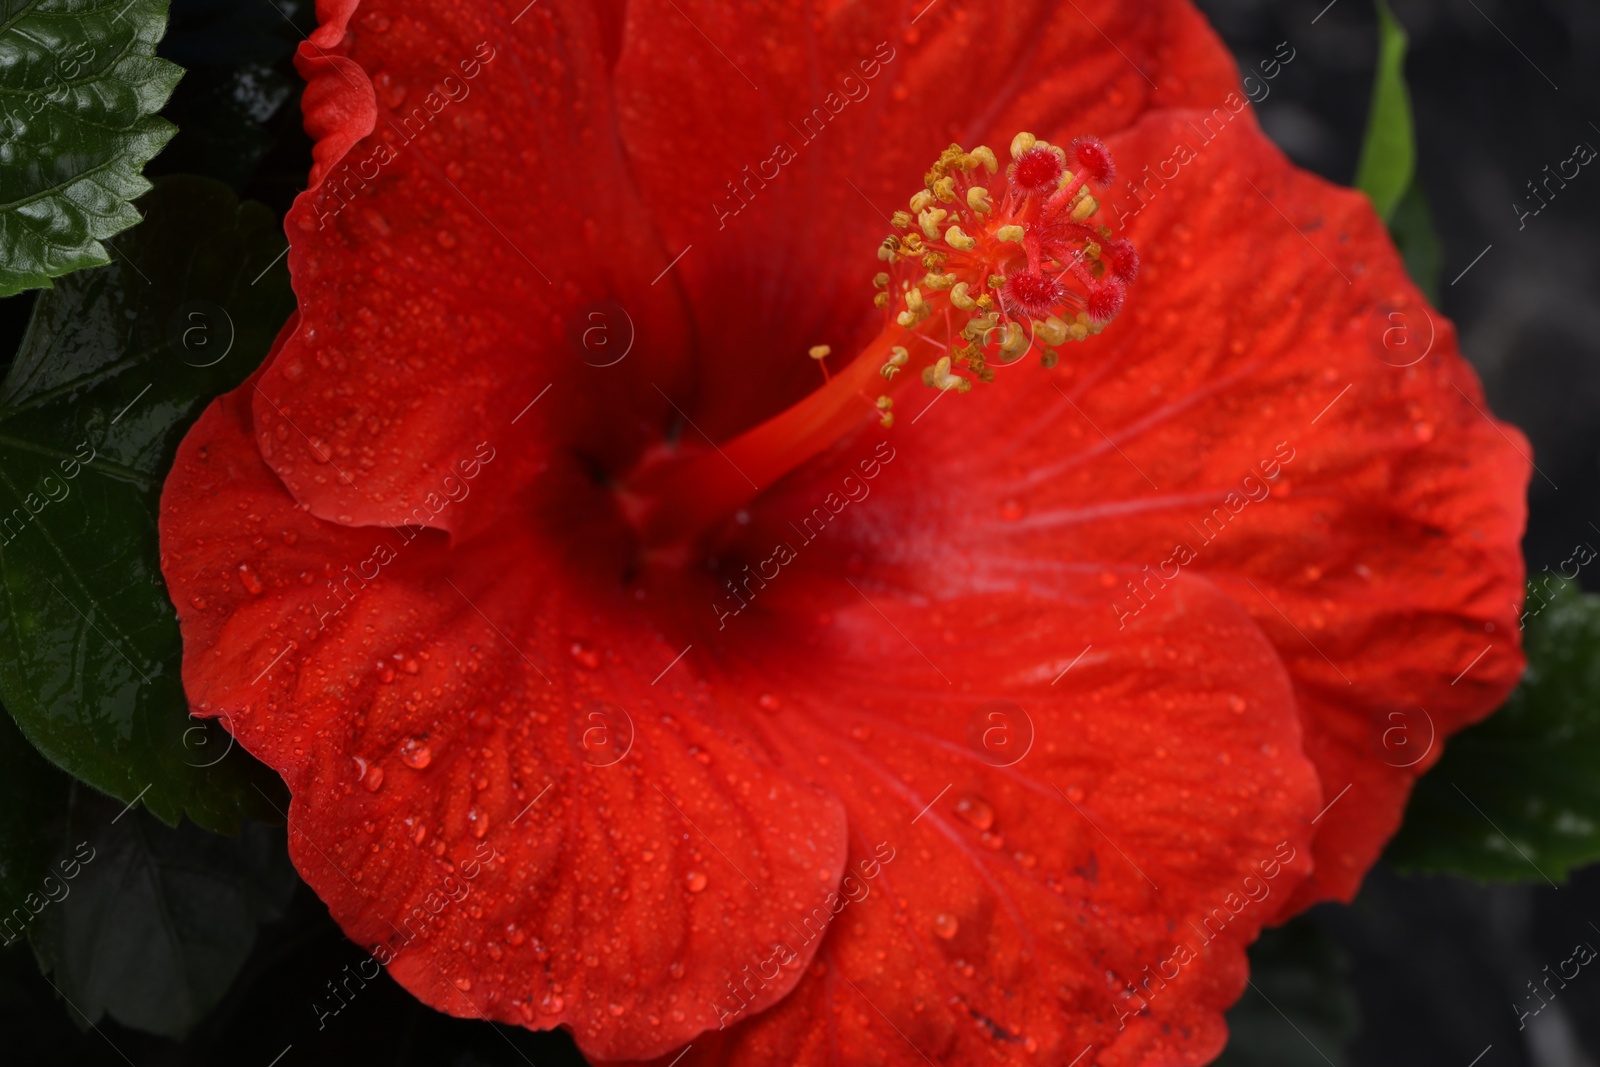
(624, 133, 1136, 556)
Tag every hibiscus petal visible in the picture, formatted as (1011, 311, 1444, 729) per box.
(755, 109, 1529, 915)
(612, 0, 1244, 439)
(262, 0, 693, 534)
(638, 571, 1319, 1066)
(159, 382, 851, 1061)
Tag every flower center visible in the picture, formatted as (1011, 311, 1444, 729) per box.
(623, 132, 1135, 558)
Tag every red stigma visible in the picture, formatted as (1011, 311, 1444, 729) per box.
(1072, 136, 1115, 184)
(1086, 280, 1125, 323)
(1103, 239, 1139, 283)
(1013, 146, 1065, 192)
(1003, 270, 1066, 318)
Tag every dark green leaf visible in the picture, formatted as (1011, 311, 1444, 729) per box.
(1387, 578, 1600, 882)
(0, 704, 67, 935)
(0, 0, 184, 296)
(1388, 179, 1442, 302)
(29, 786, 295, 1038)
(1353, 0, 1414, 222)
(0, 174, 293, 832)
(1217, 916, 1358, 1067)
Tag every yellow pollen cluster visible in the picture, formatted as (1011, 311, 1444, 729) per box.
(867, 133, 1127, 394)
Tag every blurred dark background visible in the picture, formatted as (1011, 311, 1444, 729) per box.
(2, 0, 1598, 1063)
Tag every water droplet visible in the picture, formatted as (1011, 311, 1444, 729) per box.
(190, 595, 208, 610)
(445, 161, 465, 181)
(486, 942, 503, 961)
(539, 993, 564, 1014)
(669, 960, 684, 979)
(758, 693, 780, 712)
(1000, 499, 1024, 521)
(453, 976, 472, 991)
(686, 870, 708, 893)
(362, 762, 385, 792)
(569, 640, 600, 669)
(307, 436, 332, 463)
(399, 736, 433, 769)
(609, 1002, 626, 1017)
(468, 806, 489, 838)
(933, 913, 959, 939)
(237, 563, 264, 595)
(954, 794, 994, 831)
(504, 923, 526, 946)
(436, 230, 457, 249)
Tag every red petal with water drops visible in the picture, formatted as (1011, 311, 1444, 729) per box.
(620, 573, 1318, 1067)
(160, 383, 849, 1061)
(745, 108, 1529, 918)
(265, 0, 694, 535)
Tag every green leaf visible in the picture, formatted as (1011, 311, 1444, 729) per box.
(1217, 916, 1358, 1067)
(0, 174, 294, 833)
(0, 0, 184, 296)
(1386, 577, 1600, 882)
(1353, 0, 1415, 222)
(29, 785, 295, 1038)
(0, 703, 67, 933)
(1388, 180, 1442, 302)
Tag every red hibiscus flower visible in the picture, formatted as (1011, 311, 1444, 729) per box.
(157, 1, 1529, 1064)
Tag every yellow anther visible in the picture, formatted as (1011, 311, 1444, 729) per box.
(1070, 195, 1099, 222)
(922, 355, 972, 393)
(1084, 241, 1102, 260)
(949, 282, 977, 310)
(923, 271, 957, 290)
(809, 345, 831, 360)
(873, 292, 890, 308)
(996, 321, 1030, 361)
(879, 411, 895, 428)
(877, 236, 899, 263)
(970, 145, 998, 174)
(975, 293, 994, 311)
(966, 186, 992, 214)
(1040, 348, 1060, 369)
(896, 287, 930, 328)
(1068, 321, 1090, 341)
(873, 271, 890, 288)
(961, 311, 999, 342)
(1047, 143, 1068, 166)
(876, 395, 894, 411)
(945, 225, 976, 251)
(918, 207, 949, 240)
(1035, 316, 1069, 346)
(932, 176, 957, 203)
(1057, 169, 1075, 191)
(880, 346, 909, 379)
(891, 210, 912, 230)
(909, 190, 935, 214)
(1009, 132, 1037, 160)
(987, 274, 1007, 289)
(995, 224, 1025, 244)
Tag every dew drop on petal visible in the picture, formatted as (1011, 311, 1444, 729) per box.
(686, 870, 708, 893)
(539, 994, 564, 1015)
(237, 564, 264, 595)
(954, 794, 995, 831)
(399, 736, 432, 769)
(933, 913, 959, 939)
(453, 976, 472, 991)
(669, 960, 684, 979)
